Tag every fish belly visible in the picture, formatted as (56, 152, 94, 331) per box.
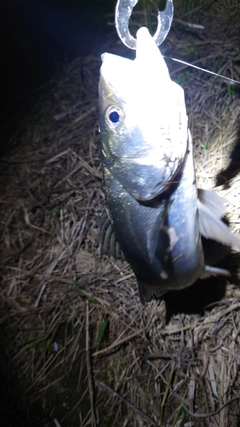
(103, 144, 205, 295)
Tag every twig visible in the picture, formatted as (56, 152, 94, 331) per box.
(99, 382, 158, 427)
(159, 323, 198, 334)
(0, 149, 70, 164)
(26, 337, 75, 391)
(92, 329, 145, 356)
(69, 148, 102, 179)
(54, 100, 87, 121)
(161, 361, 176, 422)
(173, 393, 240, 419)
(174, 18, 205, 30)
(148, 359, 240, 419)
(22, 202, 51, 235)
(86, 300, 97, 427)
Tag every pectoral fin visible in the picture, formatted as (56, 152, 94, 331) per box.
(198, 189, 228, 218)
(197, 198, 240, 250)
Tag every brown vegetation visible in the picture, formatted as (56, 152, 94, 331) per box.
(1, 1, 240, 425)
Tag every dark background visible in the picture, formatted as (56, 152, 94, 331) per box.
(0, 0, 115, 153)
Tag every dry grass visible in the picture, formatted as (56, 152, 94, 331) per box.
(1, 1, 240, 426)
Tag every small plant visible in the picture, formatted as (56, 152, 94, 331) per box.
(97, 319, 109, 343)
(50, 208, 59, 219)
(184, 40, 196, 59)
(39, 339, 54, 356)
(80, 238, 92, 252)
(212, 57, 225, 74)
(180, 406, 186, 420)
(109, 365, 114, 376)
(139, 380, 148, 390)
(118, 361, 126, 371)
(174, 70, 190, 86)
(72, 281, 98, 303)
(227, 83, 236, 103)
(220, 83, 236, 103)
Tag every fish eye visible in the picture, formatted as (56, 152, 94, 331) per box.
(109, 111, 119, 123)
(105, 105, 123, 129)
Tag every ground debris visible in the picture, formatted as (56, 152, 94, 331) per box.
(1, 1, 240, 426)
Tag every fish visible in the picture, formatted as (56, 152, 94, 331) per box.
(98, 27, 240, 304)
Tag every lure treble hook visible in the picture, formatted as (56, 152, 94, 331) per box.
(115, 0, 174, 49)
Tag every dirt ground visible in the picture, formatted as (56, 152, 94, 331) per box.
(1, 1, 240, 426)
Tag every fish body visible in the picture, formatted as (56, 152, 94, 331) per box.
(103, 135, 206, 303)
(99, 27, 240, 304)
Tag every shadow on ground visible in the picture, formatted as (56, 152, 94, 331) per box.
(163, 251, 240, 323)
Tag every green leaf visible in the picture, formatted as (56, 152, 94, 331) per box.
(180, 406, 186, 419)
(109, 365, 114, 375)
(97, 319, 109, 343)
(72, 281, 98, 304)
(39, 339, 53, 355)
(118, 361, 126, 371)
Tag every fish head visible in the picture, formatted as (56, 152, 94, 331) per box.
(99, 27, 189, 200)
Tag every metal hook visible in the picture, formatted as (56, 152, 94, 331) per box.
(115, 0, 174, 49)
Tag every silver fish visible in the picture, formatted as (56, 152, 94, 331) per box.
(98, 27, 240, 304)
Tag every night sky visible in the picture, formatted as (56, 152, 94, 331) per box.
(0, 0, 114, 150)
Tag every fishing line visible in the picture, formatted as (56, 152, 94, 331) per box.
(164, 56, 240, 85)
